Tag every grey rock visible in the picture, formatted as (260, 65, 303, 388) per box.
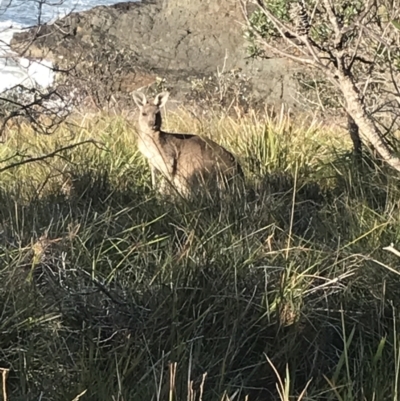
(10, 0, 302, 111)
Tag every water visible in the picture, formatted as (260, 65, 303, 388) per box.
(0, 0, 129, 92)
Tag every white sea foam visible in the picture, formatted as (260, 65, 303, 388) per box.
(0, 22, 55, 92)
(0, 0, 133, 93)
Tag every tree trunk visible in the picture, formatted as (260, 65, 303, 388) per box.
(338, 72, 400, 172)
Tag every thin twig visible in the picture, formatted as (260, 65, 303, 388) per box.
(240, 0, 338, 84)
(0, 368, 9, 401)
(383, 244, 400, 258)
(0, 139, 104, 174)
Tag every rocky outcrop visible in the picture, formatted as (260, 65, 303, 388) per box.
(10, 0, 301, 111)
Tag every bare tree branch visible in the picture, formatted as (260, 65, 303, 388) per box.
(0, 139, 104, 174)
(241, 0, 400, 171)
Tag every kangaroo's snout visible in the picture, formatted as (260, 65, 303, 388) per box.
(151, 117, 160, 130)
(147, 119, 157, 129)
(140, 107, 162, 132)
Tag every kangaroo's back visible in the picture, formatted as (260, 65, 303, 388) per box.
(167, 134, 241, 177)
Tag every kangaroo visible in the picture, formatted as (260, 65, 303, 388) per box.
(132, 91, 243, 197)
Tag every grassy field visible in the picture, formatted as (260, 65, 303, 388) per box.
(1, 106, 400, 401)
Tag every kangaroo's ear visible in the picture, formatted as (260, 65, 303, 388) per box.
(132, 91, 147, 108)
(154, 92, 170, 108)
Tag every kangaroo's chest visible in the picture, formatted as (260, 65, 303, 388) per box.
(137, 132, 175, 175)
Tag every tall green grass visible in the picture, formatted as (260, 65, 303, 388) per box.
(0, 108, 400, 401)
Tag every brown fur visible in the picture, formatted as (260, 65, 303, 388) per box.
(132, 91, 243, 197)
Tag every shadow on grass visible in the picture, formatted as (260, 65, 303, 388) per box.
(0, 154, 400, 400)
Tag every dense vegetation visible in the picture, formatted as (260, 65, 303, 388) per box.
(243, 0, 400, 172)
(0, 108, 400, 401)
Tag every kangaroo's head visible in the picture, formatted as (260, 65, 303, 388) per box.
(132, 91, 170, 133)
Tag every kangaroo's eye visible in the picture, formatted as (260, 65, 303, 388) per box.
(142, 113, 147, 116)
